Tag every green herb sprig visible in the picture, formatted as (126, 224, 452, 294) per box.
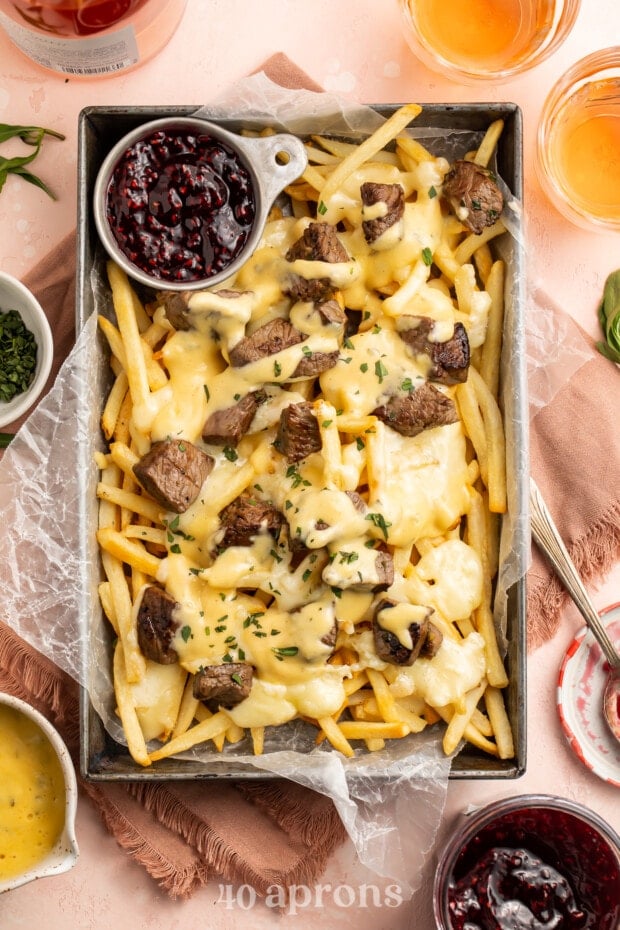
(0, 123, 65, 200)
(0, 308, 37, 402)
(596, 270, 620, 364)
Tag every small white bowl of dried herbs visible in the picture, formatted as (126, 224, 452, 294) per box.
(0, 271, 53, 429)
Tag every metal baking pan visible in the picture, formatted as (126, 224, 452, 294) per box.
(76, 103, 527, 781)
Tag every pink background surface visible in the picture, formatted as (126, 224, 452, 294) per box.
(1, 2, 619, 927)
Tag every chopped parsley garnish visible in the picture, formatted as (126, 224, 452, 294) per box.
(356, 436, 365, 451)
(360, 362, 368, 373)
(401, 377, 414, 392)
(272, 646, 299, 660)
(421, 247, 433, 266)
(343, 337, 354, 349)
(302, 569, 312, 582)
(223, 445, 238, 462)
(339, 550, 359, 564)
(180, 625, 192, 643)
(274, 360, 282, 377)
(375, 359, 388, 383)
(428, 185, 437, 199)
(322, 419, 332, 428)
(330, 586, 343, 599)
(366, 511, 392, 540)
(317, 200, 327, 215)
(231, 673, 243, 685)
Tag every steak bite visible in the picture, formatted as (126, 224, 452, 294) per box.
(284, 276, 335, 304)
(133, 439, 214, 513)
(159, 291, 192, 330)
(286, 222, 349, 264)
(136, 585, 179, 664)
(360, 181, 405, 244)
(292, 348, 339, 379)
(275, 402, 321, 463)
(315, 299, 347, 330)
(201, 390, 265, 446)
(420, 621, 444, 658)
(193, 662, 253, 709)
(372, 382, 458, 437)
(372, 550, 394, 592)
(442, 159, 504, 234)
(217, 494, 284, 549)
(428, 322, 470, 384)
(372, 599, 434, 666)
(228, 317, 302, 368)
(399, 317, 470, 384)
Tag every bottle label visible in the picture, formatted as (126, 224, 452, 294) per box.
(0, 11, 139, 75)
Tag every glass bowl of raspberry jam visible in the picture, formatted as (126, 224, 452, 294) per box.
(93, 117, 308, 291)
(434, 794, 620, 930)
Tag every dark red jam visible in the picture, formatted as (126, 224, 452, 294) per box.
(106, 128, 256, 283)
(446, 807, 620, 930)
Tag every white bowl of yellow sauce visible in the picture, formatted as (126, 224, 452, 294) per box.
(0, 693, 79, 893)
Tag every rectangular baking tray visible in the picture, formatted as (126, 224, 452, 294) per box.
(76, 103, 527, 781)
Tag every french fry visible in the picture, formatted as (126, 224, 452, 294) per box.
(469, 366, 507, 513)
(484, 685, 515, 759)
(251, 727, 265, 755)
(97, 526, 162, 578)
(442, 678, 487, 756)
(479, 260, 505, 399)
(101, 370, 129, 441)
(101, 550, 145, 684)
(113, 641, 150, 766)
(454, 220, 507, 266)
(148, 711, 230, 762)
(474, 119, 504, 168)
(318, 716, 354, 757)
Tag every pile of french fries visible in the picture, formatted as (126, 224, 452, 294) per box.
(95, 104, 514, 766)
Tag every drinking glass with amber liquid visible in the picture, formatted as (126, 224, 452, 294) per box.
(537, 48, 620, 231)
(399, 0, 581, 82)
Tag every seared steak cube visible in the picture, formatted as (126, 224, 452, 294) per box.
(373, 549, 394, 592)
(286, 222, 349, 264)
(136, 585, 179, 664)
(228, 317, 302, 368)
(399, 317, 470, 384)
(275, 402, 321, 463)
(420, 621, 444, 658)
(292, 349, 339, 379)
(316, 299, 347, 329)
(373, 382, 458, 437)
(360, 182, 405, 244)
(442, 159, 503, 234)
(284, 276, 335, 304)
(133, 439, 214, 513)
(218, 495, 284, 548)
(160, 291, 191, 330)
(372, 599, 433, 666)
(202, 390, 265, 446)
(193, 662, 253, 709)
(428, 322, 470, 384)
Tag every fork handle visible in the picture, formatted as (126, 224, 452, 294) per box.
(530, 479, 620, 670)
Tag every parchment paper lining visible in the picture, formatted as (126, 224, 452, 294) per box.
(0, 73, 588, 897)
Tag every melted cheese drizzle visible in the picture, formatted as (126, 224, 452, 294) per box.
(131, 149, 497, 733)
(0, 705, 65, 881)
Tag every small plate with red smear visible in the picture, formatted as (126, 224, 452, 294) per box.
(557, 603, 620, 787)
